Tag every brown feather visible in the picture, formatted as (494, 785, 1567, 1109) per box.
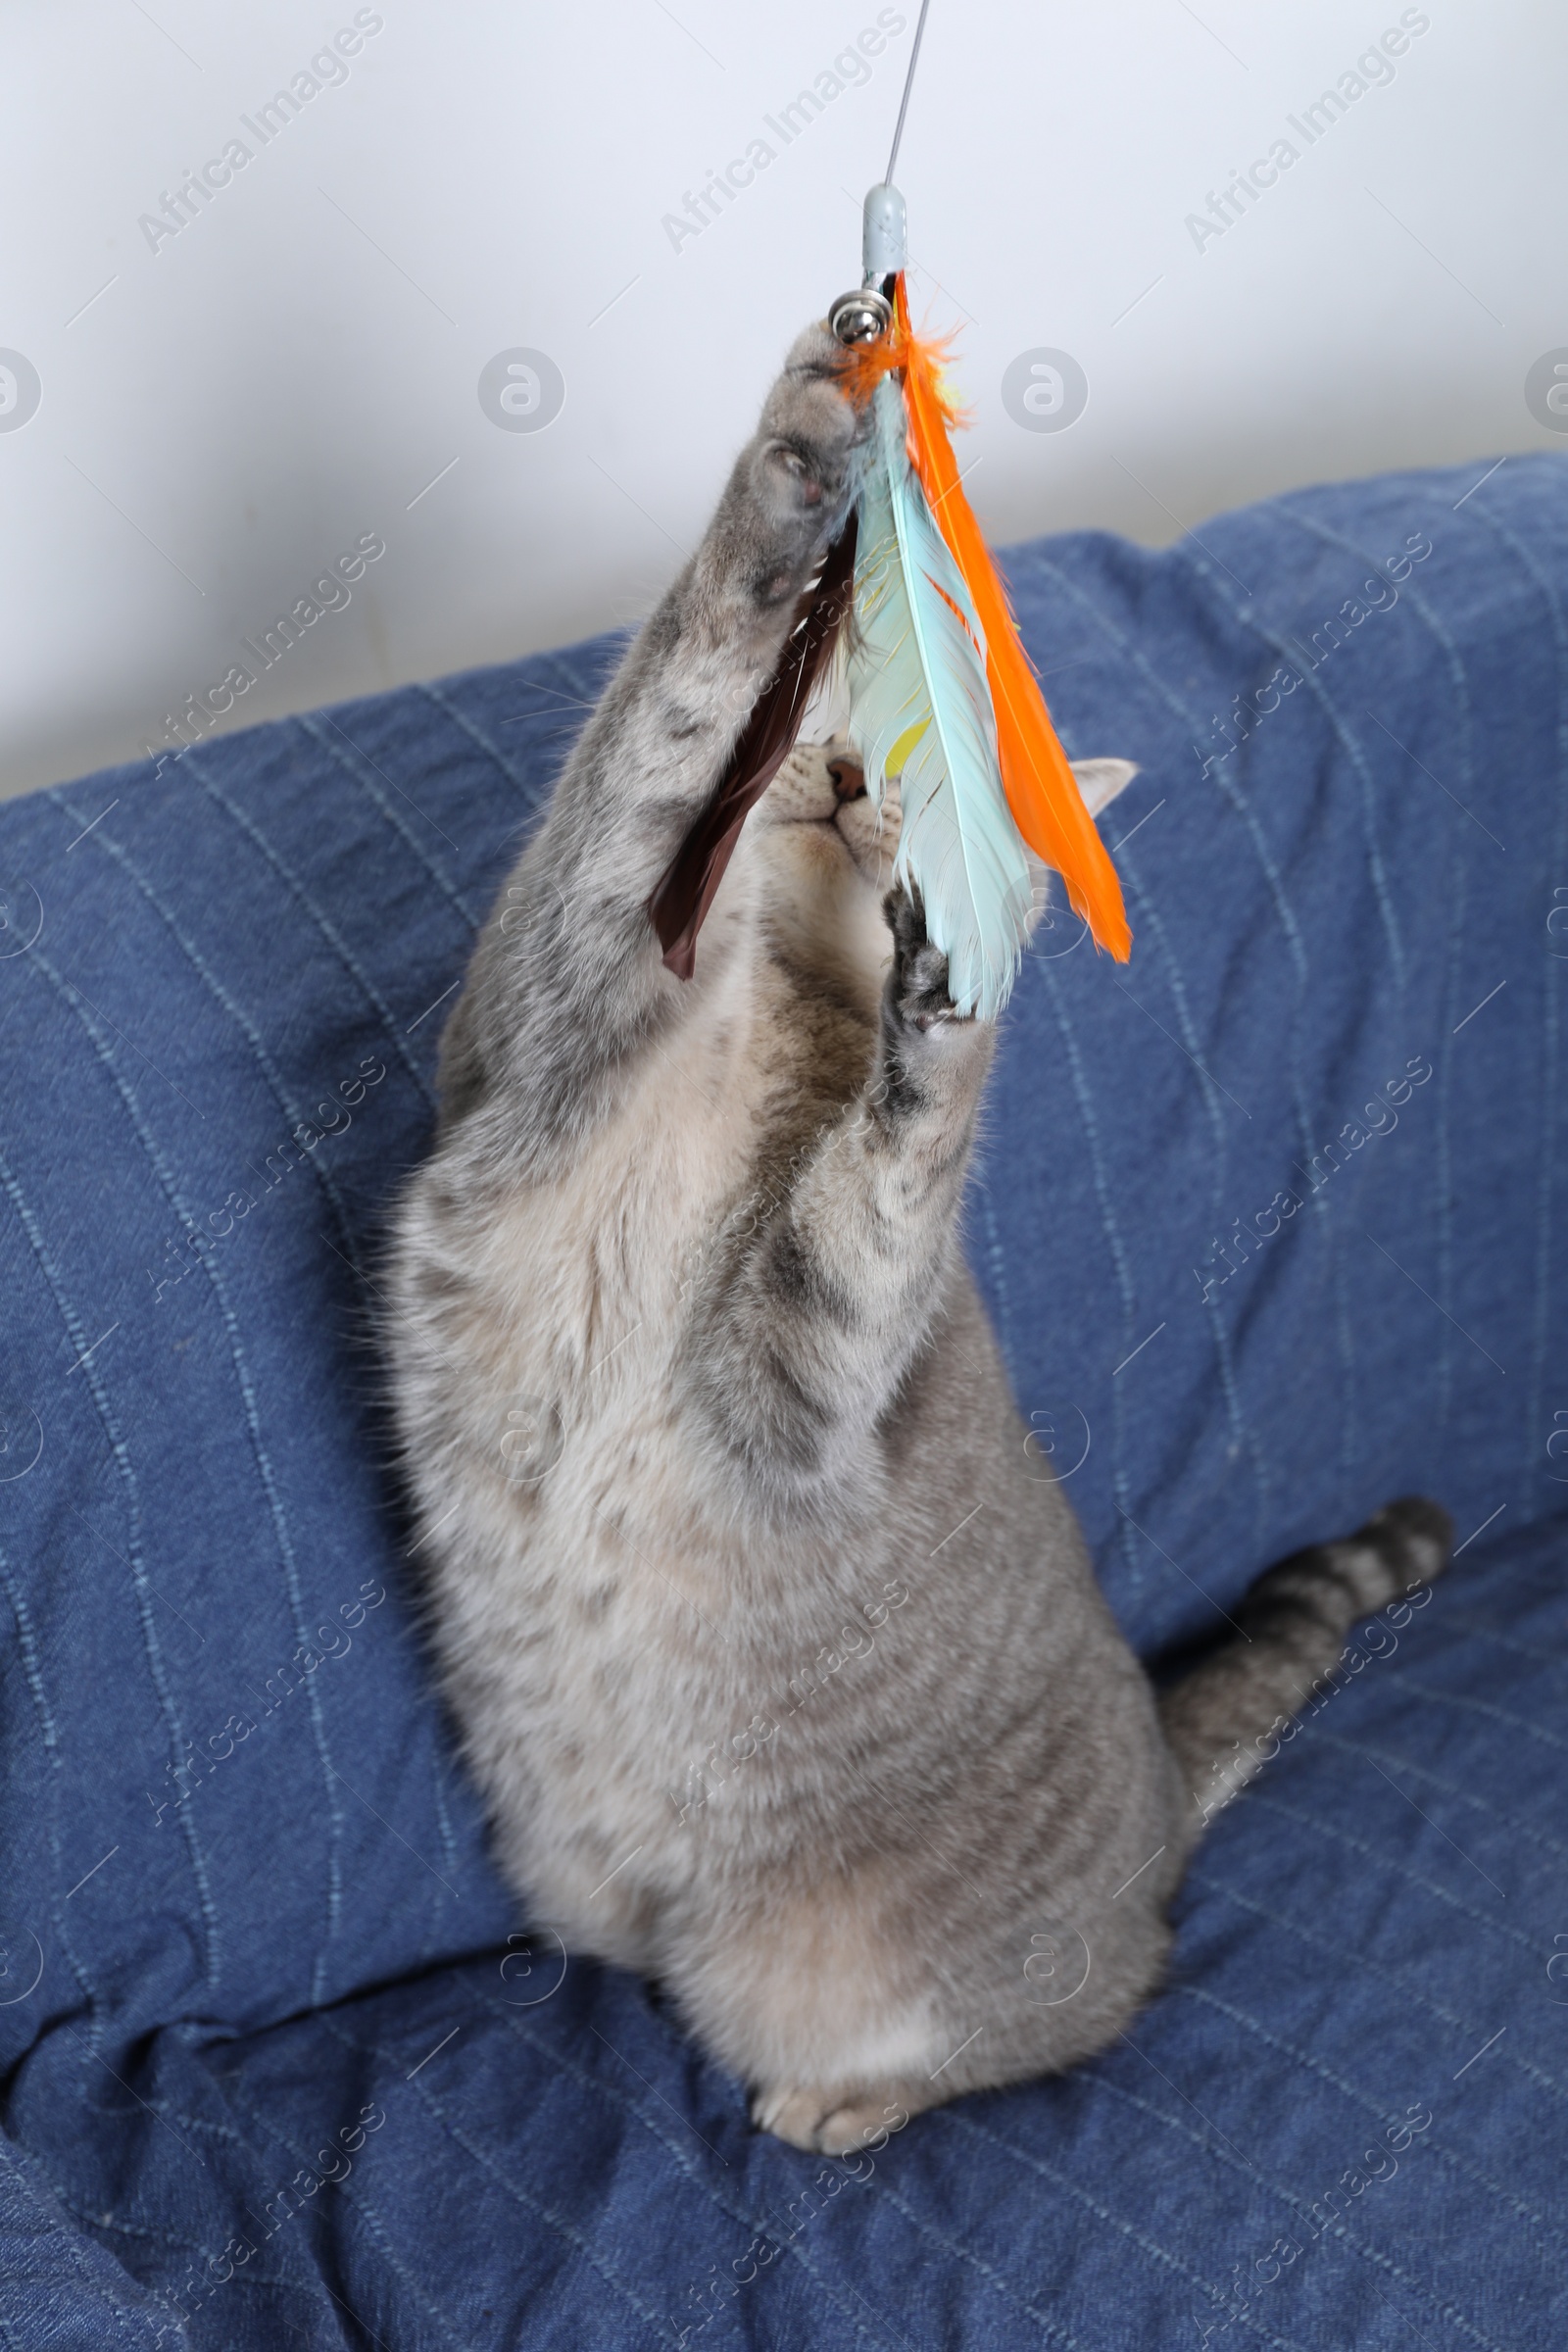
(649, 510, 858, 979)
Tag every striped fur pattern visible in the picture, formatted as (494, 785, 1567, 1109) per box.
(385, 322, 1453, 2153)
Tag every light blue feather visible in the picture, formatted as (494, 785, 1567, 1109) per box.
(845, 378, 1033, 1020)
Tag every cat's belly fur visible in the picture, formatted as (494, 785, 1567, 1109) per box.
(394, 1116, 1183, 2069)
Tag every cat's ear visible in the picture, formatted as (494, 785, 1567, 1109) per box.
(1021, 760, 1141, 941)
(1069, 759, 1140, 819)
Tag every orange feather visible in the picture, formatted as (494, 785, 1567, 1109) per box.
(881, 277, 1132, 960)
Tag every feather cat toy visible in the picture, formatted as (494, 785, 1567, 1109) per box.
(832, 228, 1133, 1007)
(651, 85, 1132, 1007)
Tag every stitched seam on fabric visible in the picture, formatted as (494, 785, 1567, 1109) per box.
(1459, 503, 1568, 1492)
(28, 947, 347, 2002)
(184, 754, 434, 1109)
(308, 2009, 680, 2348)
(416, 680, 540, 802)
(971, 1167, 1015, 1380)
(1186, 1860, 1568, 2125)
(1309, 1723, 1568, 1869)
(0, 2131, 172, 2350)
(1115, 845, 1272, 1552)
(0, 1128, 221, 2005)
(203, 2055, 477, 2352)
(1389, 1673, 1568, 1758)
(459, 1979, 909, 2352)
(1083, 2068, 1515, 2352)
(44, 793, 369, 1285)
(1099, 535, 1392, 1485)
(943, 2109, 1320, 2352)
(858, 2172, 1093, 2350)
(30, 2177, 348, 2339)
(1432, 857, 1470, 1424)
(1024, 555, 1333, 1532)
(1243, 1787, 1543, 1963)
(1175, 554, 1406, 991)
(0, 1537, 99, 2018)
(1038, 955, 1143, 1590)
(1281, 508, 1479, 1442)
(296, 712, 483, 933)
(1423, 1609, 1568, 1687)
(1175, 1980, 1564, 2288)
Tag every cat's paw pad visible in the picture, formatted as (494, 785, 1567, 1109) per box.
(755, 324, 866, 513)
(760, 441, 830, 515)
(884, 887, 964, 1031)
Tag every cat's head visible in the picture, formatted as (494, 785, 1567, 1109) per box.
(751, 738, 1140, 1008)
(752, 738, 1133, 912)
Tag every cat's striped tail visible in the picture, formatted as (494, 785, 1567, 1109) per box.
(1158, 1495, 1453, 1851)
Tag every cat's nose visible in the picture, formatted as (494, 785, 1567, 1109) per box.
(827, 756, 866, 804)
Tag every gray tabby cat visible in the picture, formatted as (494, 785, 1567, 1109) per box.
(386, 321, 1451, 2153)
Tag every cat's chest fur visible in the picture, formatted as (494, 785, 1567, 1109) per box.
(397, 873, 901, 1948)
(444, 872, 880, 1539)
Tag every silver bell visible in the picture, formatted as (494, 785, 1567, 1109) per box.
(829, 285, 893, 346)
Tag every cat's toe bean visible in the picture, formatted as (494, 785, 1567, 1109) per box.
(906, 941, 955, 1012)
(765, 442, 825, 509)
(762, 328, 862, 470)
(883, 890, 965, 1029)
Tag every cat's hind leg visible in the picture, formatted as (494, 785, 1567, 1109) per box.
(752, 2081, 934, 2158)
(669, 1868, 958, 2155)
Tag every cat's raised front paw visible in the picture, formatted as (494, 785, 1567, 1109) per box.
(884, 886, 966, 1032)
(752, 324, 866, 521)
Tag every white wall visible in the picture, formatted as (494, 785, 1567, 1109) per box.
(2, 0, 1563, 801)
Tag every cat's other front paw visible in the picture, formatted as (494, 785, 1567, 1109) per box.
(884, 886, 967, 1033)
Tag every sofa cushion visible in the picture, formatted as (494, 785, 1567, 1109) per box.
(0, 453, 1563, 2345)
